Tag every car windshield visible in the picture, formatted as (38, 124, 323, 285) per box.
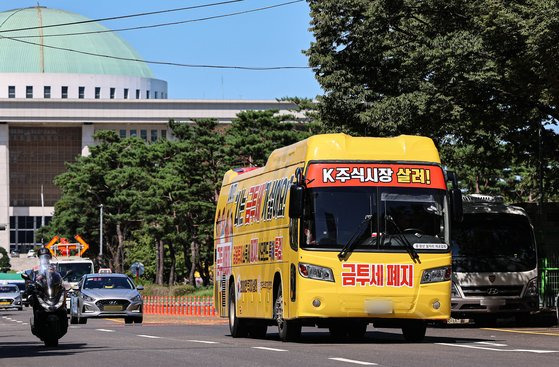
(56, 262, 93, 283)
(83, 277, 134, 290)
(302, 187, 447, 251)
(451, 213, 537, 272)
(0, 286, 18, 293)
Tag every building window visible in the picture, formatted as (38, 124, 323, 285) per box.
(140, 129, 147, 141)
(44, 86, 51, 98)
(136, 89, 140, 99)
(78, 86, 85, 99)
(130, 129, 137, 137)
(61, 86, 68, 99)
(8, 86, 15, 98)
(119, 129, 127, 138)
(154, 91, 158, 99)
(124, 88, 129, 99)
(110, 87, 115, 99)
(9, 215, 52, 251)
(146, 90, 150, 99)
(95, 87, 101, 99)
(26, 86, 33, 99)
(161, 130, 167, 140)
(150, 129, 158, 142)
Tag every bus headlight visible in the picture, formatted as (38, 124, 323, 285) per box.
(421, 266, 451, 284)
(524, 278, 538, 297)
(298, 263, 334, 282)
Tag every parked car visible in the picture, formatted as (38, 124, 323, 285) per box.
(10, 251, 20, 258)
(0, 283, 23, 311)
(26, 250, 35, 258)
(69, 273, 143, 324)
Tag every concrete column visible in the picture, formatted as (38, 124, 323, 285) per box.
(81, 123, 95, 157)
(0, 123, 10, 253)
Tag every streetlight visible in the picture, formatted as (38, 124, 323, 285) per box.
(99, 204, 103, 257)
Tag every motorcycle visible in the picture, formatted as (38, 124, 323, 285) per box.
(21, 247, 69, 347)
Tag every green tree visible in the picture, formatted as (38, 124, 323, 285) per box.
(225, 110, 312, 167)
(0, 247, 11, 272)
(306, 0, 559, 200)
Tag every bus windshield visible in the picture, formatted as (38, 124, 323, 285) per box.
(301, 187, 447, 251)
(451, 213, 536, 272)
(56, 262, 93, 283)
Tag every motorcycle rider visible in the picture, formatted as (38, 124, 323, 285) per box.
(23, 246, 68, 347)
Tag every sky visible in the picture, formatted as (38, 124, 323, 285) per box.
(4, 0, 322, 100)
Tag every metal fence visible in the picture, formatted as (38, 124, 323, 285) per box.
(143, 296, 217, 317)
(540, 257, 559, 309)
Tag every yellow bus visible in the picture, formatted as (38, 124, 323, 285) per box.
(214, 134, 462, 341)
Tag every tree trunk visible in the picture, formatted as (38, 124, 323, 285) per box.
(156, 239, 165, 285)
(188, 240, 198, 287)
(168, 241, 176, 286)
(115, 223, 125, 273)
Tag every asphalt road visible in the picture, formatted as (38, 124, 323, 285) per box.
(1, 308, 558, 367)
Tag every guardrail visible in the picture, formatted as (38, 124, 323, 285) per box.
(143, 296, 217, 316)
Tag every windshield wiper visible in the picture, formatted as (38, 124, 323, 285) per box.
(385, 215, 420, 263)
(338, 214, 375, 260)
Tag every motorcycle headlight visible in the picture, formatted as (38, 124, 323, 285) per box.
(524, 277, 538, 297)
(298, 263, 335, 282)
(82, 294, 96, 302)
(131, 294, 142, 302)
(421, 266, 451, 284)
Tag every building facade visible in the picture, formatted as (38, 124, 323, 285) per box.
(0, 7, 297, 254)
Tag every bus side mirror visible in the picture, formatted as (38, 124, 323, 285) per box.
(450, 188, 463, 223)
(289, 184, 304, 219)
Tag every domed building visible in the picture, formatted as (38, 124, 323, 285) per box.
(0, 7, 297, 254)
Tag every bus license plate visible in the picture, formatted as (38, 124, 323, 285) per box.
(365, 300, 393, 315)
(104, 305, 123, 311)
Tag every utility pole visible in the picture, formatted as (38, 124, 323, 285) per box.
(99, 204, 103, 257)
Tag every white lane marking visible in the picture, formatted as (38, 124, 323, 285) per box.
(329, 358, 378, 365)
(437, 343, 558, 354)
(186, 340, 219, 344)
(5, 317, 13, 321)
(1, 316, 7, 319)
(137, 334, 161, 339)
(96, 329, 115, 333)
(69, 326, 80, 329)
(252, 346, 287, 352)
(16, 320, 23, 323)
(476, 341, 508, 347)
(22, 323, 28, 325)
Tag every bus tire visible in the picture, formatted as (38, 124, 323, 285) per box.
(229, 282, 248, 338)
(274, 285, 301, 342)
(402, 320, 426, 342)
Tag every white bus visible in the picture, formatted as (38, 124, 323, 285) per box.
(450, 195, 538, 324)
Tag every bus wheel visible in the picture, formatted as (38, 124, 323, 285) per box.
(274, 286, 301, 342)
(402, 320, 426, 342)
(229, 282, 248, 337)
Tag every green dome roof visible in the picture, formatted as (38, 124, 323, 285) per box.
(0, 7, 154, 78)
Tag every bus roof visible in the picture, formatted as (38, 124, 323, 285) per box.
(222, 133, 441, 185)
